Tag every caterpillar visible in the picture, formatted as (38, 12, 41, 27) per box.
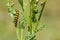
(14, 10, 19, 27)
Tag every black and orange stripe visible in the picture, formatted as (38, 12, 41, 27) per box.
(14, 10, 19, 27)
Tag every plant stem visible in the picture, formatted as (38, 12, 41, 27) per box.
(35, 1, 46, 32)
(20, 28, 24, 40)
(30, 1, 33, 34)
(16, 28, 24, 40)
(16, 28, 20, 40)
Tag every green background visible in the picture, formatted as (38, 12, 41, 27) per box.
(0, 0, 60, 40)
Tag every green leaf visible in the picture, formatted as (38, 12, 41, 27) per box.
(18, 0, 23, 7)
(38, 1, 46, 21)
(18, 0, 24, 10)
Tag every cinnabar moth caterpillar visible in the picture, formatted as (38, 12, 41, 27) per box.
(14, 10, 19, 27)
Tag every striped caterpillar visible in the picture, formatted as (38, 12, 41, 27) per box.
(14, 10, 19, 27)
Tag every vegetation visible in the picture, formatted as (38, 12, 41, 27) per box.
(7, 0, 47, 40)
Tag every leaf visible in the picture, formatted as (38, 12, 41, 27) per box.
(18, 0, 24, 10)
(18, 0, 23, 7)
(34, 24, 45, 33)
(38, 1, 46, 21)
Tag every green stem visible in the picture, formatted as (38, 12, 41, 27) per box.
(35, 1, 46, 32)
(30, 1, 33, 34)
(16, 28, 24, 40)
(16, 28, 20, 40)
(20, 28, 24, 40)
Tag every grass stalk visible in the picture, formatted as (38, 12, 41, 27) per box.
(20, 28, 24, 40)
(29, 0, 33, 34)
(35, 1, 46, 32)
(16, 28, 24, 40)
(16, 28, 20, 40)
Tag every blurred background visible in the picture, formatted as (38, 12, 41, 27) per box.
(0, 0, 60, 40)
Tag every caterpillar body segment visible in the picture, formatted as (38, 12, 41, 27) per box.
(14, 10, 19, 27)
